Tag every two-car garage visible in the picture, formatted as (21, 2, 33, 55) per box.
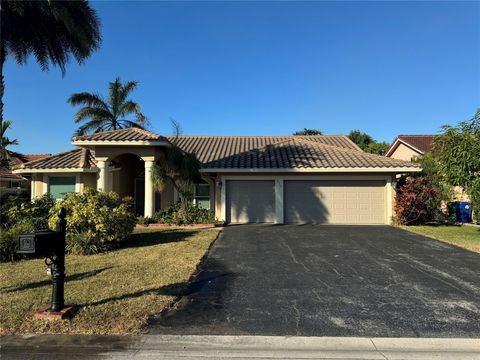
(225, 178, 390, 225)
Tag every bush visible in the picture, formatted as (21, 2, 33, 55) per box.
(137, 216, 155, 226)
(152, 202, 217, 225)
(0, 222, 33, 262)
(395, 176, 444, 225)
(4, 194, 55, 229)
(48, 188, 137, 253)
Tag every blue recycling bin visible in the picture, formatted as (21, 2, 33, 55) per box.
(454, 202, 472, 223)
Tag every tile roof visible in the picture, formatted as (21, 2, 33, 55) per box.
(176, 137, 419, 170)
(19, 148, 96, 170)
(387, 135, 436, 156)
(0, 167, 24, 180)
(1, 153, 50, 180)
(72, 128, 168, 142)
(19, 132, 418, 171)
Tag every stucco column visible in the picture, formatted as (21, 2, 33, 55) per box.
(275, 179, 284, 224)
(97, 160, 107, 192)
(144, 160, 155, 217)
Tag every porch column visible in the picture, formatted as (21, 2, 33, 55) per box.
(275, 179, 284, 224)
(97, 160, 107, 192)
(144, 160, 155, 217)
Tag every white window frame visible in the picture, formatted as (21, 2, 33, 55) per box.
(193, 183, 211, 209)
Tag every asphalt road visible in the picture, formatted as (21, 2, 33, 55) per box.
(150, 224, 480, 337)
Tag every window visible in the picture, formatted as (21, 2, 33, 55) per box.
(193, 183, 210, 209)
(48, 176, 76, 199)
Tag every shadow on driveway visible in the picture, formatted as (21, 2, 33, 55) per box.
(149, 225, 480, 337)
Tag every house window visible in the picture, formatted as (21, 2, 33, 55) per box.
(48, 176, 76, 199)
(193, 183, 210, 209)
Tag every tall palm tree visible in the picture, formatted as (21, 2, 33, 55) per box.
(0, 1, 101, 145)
(0, 120, 19, 167)
(68, 77, 148, 135)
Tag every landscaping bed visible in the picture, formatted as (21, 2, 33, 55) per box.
(0, 227, 221, 334)
(400, 224, 480, 253)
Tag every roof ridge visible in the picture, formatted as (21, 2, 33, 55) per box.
(165, 135, 347, 138)
(398, 134, 436, 137)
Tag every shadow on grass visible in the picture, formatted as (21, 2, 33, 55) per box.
(120, 230, 197, 249)
(1, 266, 113, 293)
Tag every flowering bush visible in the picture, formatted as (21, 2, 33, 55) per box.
(48, 188, 137, 253)
(394, 176, 444, 225)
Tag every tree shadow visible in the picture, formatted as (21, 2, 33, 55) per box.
(120, 230, 197, 249)
(1, 266, 113, 293)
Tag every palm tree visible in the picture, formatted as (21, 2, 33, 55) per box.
(151, 120, 200, 202)
(68, 77, 148, 135)
(0, 1, 101, 145)
(0, 120, 19, 167)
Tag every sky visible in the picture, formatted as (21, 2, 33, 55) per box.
(4, 1, 480, 154)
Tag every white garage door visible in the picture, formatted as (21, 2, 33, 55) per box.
(226, 180, 275, 223)
(284, 180, 386, 224)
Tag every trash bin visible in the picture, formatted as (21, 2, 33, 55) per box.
(454, 201, 472, 223)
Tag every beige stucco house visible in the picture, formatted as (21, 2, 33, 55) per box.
(14, 128, 421, 225)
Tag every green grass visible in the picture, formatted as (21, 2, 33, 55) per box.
(0, 228, 220, 335)
(401, 225, 480, 253)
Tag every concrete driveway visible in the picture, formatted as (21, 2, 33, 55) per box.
(150, 225, 480, 337)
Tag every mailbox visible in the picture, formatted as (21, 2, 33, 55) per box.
(16, 208, 67, 314)
(17, 230, 62, 255)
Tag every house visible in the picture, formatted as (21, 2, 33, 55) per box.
(1, 154, 50, 196)
(385, 135, 435, 161)
(13, 128, 420, 225)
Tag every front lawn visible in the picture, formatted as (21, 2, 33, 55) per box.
(401, 225, 480, 253)
(0, 228, 220, 334)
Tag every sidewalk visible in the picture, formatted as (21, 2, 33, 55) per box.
(2, 335, 480, 359)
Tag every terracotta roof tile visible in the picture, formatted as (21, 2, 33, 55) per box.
(72, 128, 167, 142)
(387, 135, 436, 156)
(170, 136, 418, 169)
(20, 149, 96, 170)
(20, 131, 418, 171)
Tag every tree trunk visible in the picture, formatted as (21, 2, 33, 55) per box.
(0, 45, 5, 150)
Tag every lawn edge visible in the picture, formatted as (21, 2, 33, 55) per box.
(395, 225, 480, 254)
(143, 228, 224, 332)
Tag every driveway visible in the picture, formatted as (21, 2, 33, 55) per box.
(149, 225, 480, 337)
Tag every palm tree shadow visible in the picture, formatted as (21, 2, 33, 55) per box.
(120, 230, 196, 249)
(1, 266, 113, 293)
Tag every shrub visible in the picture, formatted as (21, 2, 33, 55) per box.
(66, 233, 114, 255)
(152, 202, 217, 225)
(4, 194, 55, 229)
(0, 222, 33, 262)
(395, 176, 444, 225)
(137, 216, 155, 226)
(48, 188, 137, 253)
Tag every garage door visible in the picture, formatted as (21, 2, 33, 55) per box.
(284, 180, 386, 224)
(226, 180, 275, 223)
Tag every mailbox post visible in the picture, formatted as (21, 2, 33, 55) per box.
(17, 207, 71, 319)
(51, 207, 66, 312)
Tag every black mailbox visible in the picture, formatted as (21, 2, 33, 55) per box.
(16, 208, 67, 313)
(17, 229, 62, 255)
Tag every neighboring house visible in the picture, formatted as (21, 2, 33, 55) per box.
(14, 128, 420, 225)
(386, 134, 470, 202)
(0, 154, 49, 196)
(385, 135, 435, 161)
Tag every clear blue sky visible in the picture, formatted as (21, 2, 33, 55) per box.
(4, 1, 480, 154)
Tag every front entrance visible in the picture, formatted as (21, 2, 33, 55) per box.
(134, 177, 145, 215)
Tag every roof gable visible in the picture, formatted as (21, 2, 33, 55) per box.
(386, 135, 435, 157)
(72, 127, 168, 143)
